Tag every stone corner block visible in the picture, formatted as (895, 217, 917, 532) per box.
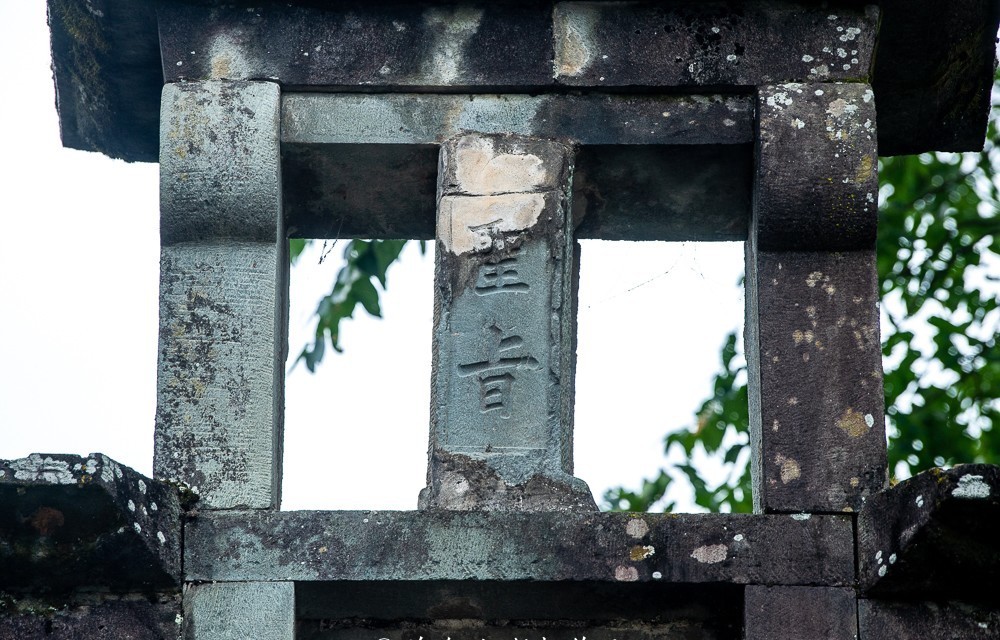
(185, 581, 294, 640)
(755, 82, 878, 251)
(160, 80, 282, 245)
(0, 453, 182, 591)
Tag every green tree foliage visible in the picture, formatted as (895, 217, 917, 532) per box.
(291, 238, 409, 372)
(605, 84, 1000, 512)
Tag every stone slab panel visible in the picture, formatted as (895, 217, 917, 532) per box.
(184, 510, 854, 586)
(298, 620, 729, 640)
(0, 593, 182, 640)
(857, 464, 1000, 601)
(160, 81, 281, 245)
(0, 453, 182, 591)
(858, 599, 1000, 640)
(281, 93, 752, 146)
(755, 83, 878, 251)
(154, 243, 287, 510)
(184, 582, 293, 640)
(746, 249, 886, 513)
(423, 134, 593, 511)
(282, 143, 751, 242)
(554, 2, 878, 87)
(744, 586, 857, 640)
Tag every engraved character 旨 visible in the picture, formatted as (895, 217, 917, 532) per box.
(458, 324, 540, 418)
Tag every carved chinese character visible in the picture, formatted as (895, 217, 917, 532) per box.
(458, 324, 541, 418)
(475, 253, 529, 296)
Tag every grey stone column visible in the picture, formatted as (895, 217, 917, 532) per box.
(744, 586, 857, 639)
(154, 80, 288, 511)
(420, 133, 595, 511)
(185, 582, 294, 640)
(748, 83, 887, 514)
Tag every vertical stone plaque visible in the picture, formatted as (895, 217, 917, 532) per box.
(421, 134, 595, 511)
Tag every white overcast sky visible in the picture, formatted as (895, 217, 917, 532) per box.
(0, 2, 745, 511)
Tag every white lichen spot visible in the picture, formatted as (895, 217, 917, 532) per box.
(915, 495, 925, 508)
(10, 454, 75, 484)
(791, 118, 805, 129)
(392, 20, 406, 31)
(878, 565, 887, 577)
(977, 622, 988, 630)
(379, 64, 391, 75)
(175, 614, 184, 626)
(157, 531, 166, 545)
(138, 479, 147, 494)
(150, 502, 158, 512)
(791, 513, 811, 521)
(827, 14, 838, 21)
(142, 506, 148, 517)
(765, 91, 794, 110)
(726, 54, 738, 62)
(733, 534, 745, 542)
(615, 565, 639, 581)
(691, 544, 728, 564)
(815, 89, 825, 96)
(723, 118, 736, 127)
(133, 522, 142, 534)
(840, 27, 861, 41)
(836, 26, 844, 32)
(836, 48, 848, 58)
(889, 553, 897, 564)
(801, 54, 814, 62)
(127, 500, 136, 512)
(626, 518, 650, 539)
(776, 454, 801, 483)
(634, 545, 655, 559)
(806, 271, 824, 287)
(176, 61, 183, 66)
(851, 58, 859, 64)
(952, 474, 991, 499)
(787, 397, 799, 406)
(114, 464, 123, 479)
(843, 64, 851, 71)
(652, 571, 663, 580)
(864, 413, 875, 428)
(875, 550, 883, 563)
(862, 89, 874, 103)
(711, 26, 720, 34)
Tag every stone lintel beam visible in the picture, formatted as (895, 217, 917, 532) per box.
(185, 581, 295, 640)
(184, 510, 854, 585)
(157, 2, 877, 89)
(744, 586, 857, 640)
(155, 80, 289, 510)
(857, 464, 1000, 602)
(859, 599, 1000, 640)
(282, 93, 753, 146)
(421, 134, 594, 511)
(0, 453, 182, 591)
(747, 83, 886, 514)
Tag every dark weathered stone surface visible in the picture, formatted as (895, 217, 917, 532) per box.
(184, 510, 855, 585)
(423, 134, 594, 510)
(858, 599, 1000, 640)
(755, 83, 878, 252)
(744, 586, 856, 640)
(746, 249, 886, 513)
(154, 244, 288, 511)
(0, 453, 181, 591)
(874, 0, 1000, 155)
(282, 143, 751, 242)
(553, 2, 878, 86)
(857, 464, 1000, 602)
(0, 593, 182, 640)
(49, 1, 1000, 160)
(160, 81, 282, 245)
(282, 93, 753, 146)
(47, 0, 161, 162)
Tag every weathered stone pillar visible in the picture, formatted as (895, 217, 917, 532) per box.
(154, 80, 288, 511)
(420, 134, 595, 511)
(747, 83, 886, 513)
(185, 582, 295, 640)
(744, 586, 857, 639)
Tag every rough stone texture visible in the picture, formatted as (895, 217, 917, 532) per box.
(298, 619, 731, 640)
(154, 244, 288, 510)
(743, 586, 857, 640)
(184, 510, 855, 586)
(755, 83, 878, 252)
(185, 582, 293, 640)
(553, 2, 878, 86)
(746, 249, 886, 513)
(857, 464, 1000, 601)
(47, 0, 161, 162)
(49, 1, 1000, 160)
(160, 81, 282, 245)
(0, 453, 181, 591)
(282, 93, 753, 146)
(422, 134, 594, 511)
(0, 593, 182, 640)
(283, 143, 751, 242)
(858, 599, 1000, 640)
